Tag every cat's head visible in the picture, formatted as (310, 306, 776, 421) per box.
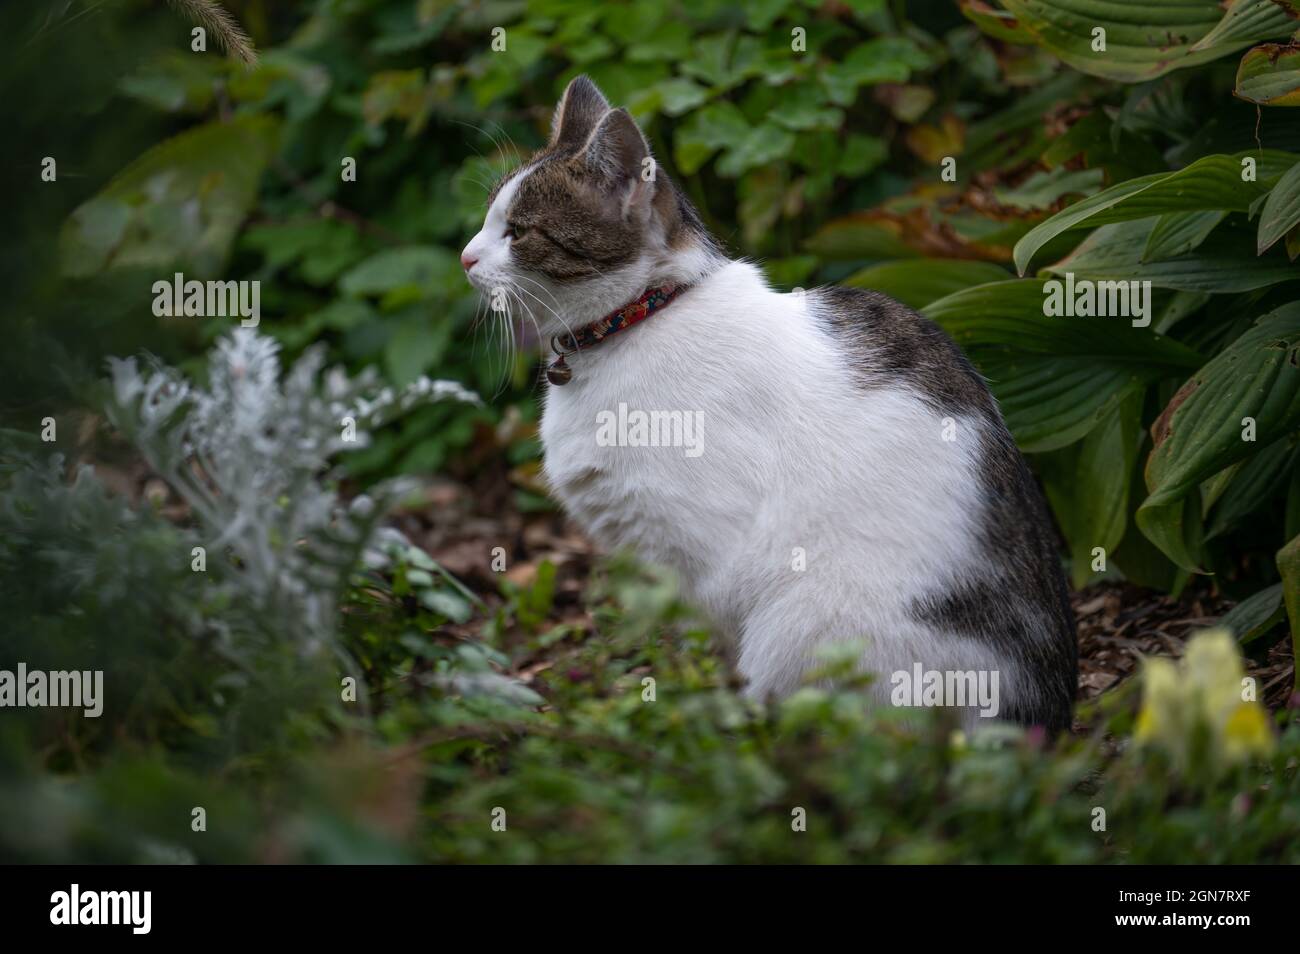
(461, 76, 720, 339)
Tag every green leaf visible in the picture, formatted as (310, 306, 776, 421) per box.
(1205, 437, 1299, 539)
(60, 115, 278, 278)
(844, 259, 1010, 309)
(1258, 159, 1300, 252)
(1143, 210, 1229, 261)
(339, 247, 460, 299)
(716, 123, 795, 177)
(1235, 41, 1300, 106)
(654, 77, 710, 116)
(419, 587, 473, 624)
(1067, 388, 1144, 587)
(680, 33, 739, 89)
(820, 37, 931, 104)
(1191, 0, 1298, 50)
(803, 216, 919, 261)
(1218, 582, 1286, 644)
(1050, 220, 1300, 293)
(838, 134, 889, 178)
(924, 279, 1201, 450)
(384, 313, 452, 386)
(672, 101, 749, 174)
(767, 82, 843, 131)
(999, 0, 1289, 82)
(993, 167, 1104, 212)
(1013, 153, 1291, 274)
(959, 0, 1038, 44)
(1139, 303, 1300, 569)
(1278, 533, 1300, 692)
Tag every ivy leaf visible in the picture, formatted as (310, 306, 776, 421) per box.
(339, 247, 461, 300)
(716, 123, 795, 177)
(60, 115, 278, 278)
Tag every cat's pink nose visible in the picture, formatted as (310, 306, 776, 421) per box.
(460, 251, 478, 271)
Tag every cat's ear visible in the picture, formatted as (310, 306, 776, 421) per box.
(580, 108, 656, 218)
(549, 75, 610, 152)
(581, 107, 649, 179)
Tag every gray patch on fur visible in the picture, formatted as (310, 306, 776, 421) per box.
(812, 286, 1077, 733)
(487, 75, 719, 284)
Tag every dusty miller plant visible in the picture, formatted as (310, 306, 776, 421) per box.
(104, 329, 479, 660)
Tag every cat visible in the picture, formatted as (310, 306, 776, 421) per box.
(461, 76, 1077, 733)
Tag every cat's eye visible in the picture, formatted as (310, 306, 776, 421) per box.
(505, 223, 527, 241)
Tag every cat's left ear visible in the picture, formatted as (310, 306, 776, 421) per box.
(580, 107, 655, 218)
(550, 75, 610, 152)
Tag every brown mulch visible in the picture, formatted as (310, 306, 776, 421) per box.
(1073, 583, 1295, 712)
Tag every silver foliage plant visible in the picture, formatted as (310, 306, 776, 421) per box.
(105, 328, 479, 655)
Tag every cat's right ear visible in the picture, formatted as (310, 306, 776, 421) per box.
(549, 75, 610, 152)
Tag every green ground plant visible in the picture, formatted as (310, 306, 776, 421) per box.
(2, 0, 1298, 863)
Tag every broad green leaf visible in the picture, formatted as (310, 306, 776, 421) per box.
(959, 0, 1038, 44)
(1139, 303, 1300, 569)
(924, 279, 1201, 450)
(1205, 437, 1299, 539)
(1258, 159, 1300, 252)
(1235, 41, 1300, 105)
(1279, 533, 1300, 692)
(1143, 210, 1228, 261)
(1067, 388, 1144, 587)
(924, 279, 1204, 365)
(1049, 220, 1300, 293)
(844, 259, 1010, 308)
(803, 216, 919, 261)
(985, 361, 1146, 451)
(999, 0, 1291, 82)
(1192, 0, 1297, 50)
(60, 115, 278, 278)
(1154, 290, 1212, 335)
(1218, 582, 1286, 644)
(1289, 455, 1300, 539)
(1014, 153, 1293, 274)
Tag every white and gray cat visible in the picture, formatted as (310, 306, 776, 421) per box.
(462, 76, 1076, 732)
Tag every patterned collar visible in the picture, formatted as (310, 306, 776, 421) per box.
(546, 284, 687, 385)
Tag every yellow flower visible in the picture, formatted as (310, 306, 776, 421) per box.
(1135, 628, 1275, 772)
(1135, 656, 1180, 746)
(1222, 703, 1274, 762)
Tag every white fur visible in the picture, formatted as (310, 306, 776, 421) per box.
(466, 166, 1029, 724)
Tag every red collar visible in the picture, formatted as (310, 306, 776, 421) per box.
(546, 284, 686, 385)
